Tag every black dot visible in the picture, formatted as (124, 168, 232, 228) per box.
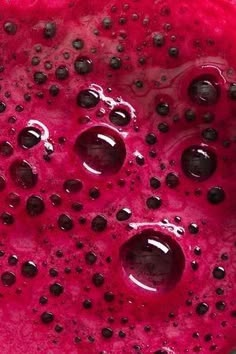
(41, 311, 54, 324)
(154, 350, 168, 354)
(0, 141, 13, 157)
(55, 324, 63, 333)
(101, 327, 113, 338)
(8, 255, 18, 266)
(1, 212, 14, 225)
(102, 17, 113, 29)
(39, 296, 48, 305)
(92, 273, 104, 287)
(213, 266, 225, 279)
(43, 22, 56, 38)
(165, 173, 179, 188)
(109, 57, 122, 69)
(49, 282, 64, 296)
(49, 268, 58, 277)
(146, 196, 162, 209)
(207, 187, 225, 204)
(58, 214, 74, 231)
(18, 127, 41, 149)
(156, 102, 169, 116)
(50, 194, 62, 206)
(74, 56, 93, 75)
(91, 215, 107, 232)
(196, 302, 209, 315)
(116, 208, 132, 221)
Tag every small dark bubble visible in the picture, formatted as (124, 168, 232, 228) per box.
(63, 179, 82, 193)
(216, 287, 224, 295)
(74, 56, 93, 75)
(74, 336, 81, 344)
(109, 57, 122, 69)
(145, 133, 157, 145)
(204, 333, 213, 342)
(0, 141, 13, 157)
(116, 208, 132, 221)
(104, 291, 115, 302)
(8, 254, 18, 266)
(44, 60, 53, 70)
(50, 194, 62, 206)
(4, 21, 17, 35)
(34, 71, 47, 84)
(153, 350, 168, 354)
(168, 47, 179, 57)
(92, 272, 104, 287)
(203, 112, 215, 123)
(83, 299, 92, 309)
(146, 196, 162, 209)
(153, 33, 165, 47)
(91, 215, 107, 232)
(188, 76, 220, 105)
(194, 246, 202, 256)
(55, 324, 63, 333)
(213, 266, 225, 279)
(1, 271, 16, 286)
(102, 17, 113, 29)
(49, 268, 58, 277)
(207, 187, 225, 204)
(188, 223, 199, 234)
(165, 172, 179, 188)
(135, 155, 145, 166)
(44, 22, 57, 39)
(149, 177, 161, 189)
(184, 108, 196, 122)
(156, 102, 169, 116)
(0, 250, 5, 257)
(191, 261, 199, 271)
(117, 44, 124, 52)
(221, 253, 229, 261)
(109, 108, 131, 126)
(39, 296, 48, 305)
(0, 101, 6, 113)
(134, 80, 143, 88)
(21, 261, 38, 278)
(138, 57, 146, 65)
(77, 89, 100, 108)
(101, 327, 113, 338)
(89, 187, 100, 199)
(196, 302, 209, 315)
(49, 282, 64, 296)
(1, 212, 14, 225)
(26, 195, 45, 216)
(215, 301, 226, 311)
(119, 330, 126, 338)
(34, 44, 42, 53)
(58, 214, 74, 231)
(15, 105, 24, 112)
(158, 122, 169, 133)
(49, 85, 60, 97)
(55, 65, 69, 80)
(41, 311, 54, 324)
(24, 93, 31, 102)
(31, 56, 40, 66)
(71, 202, 83, 212)
(174, 216, 181, 223)
(72, 38, 84, 50)
(201, 127, 218, 141)
(85, 251, 97, 265)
